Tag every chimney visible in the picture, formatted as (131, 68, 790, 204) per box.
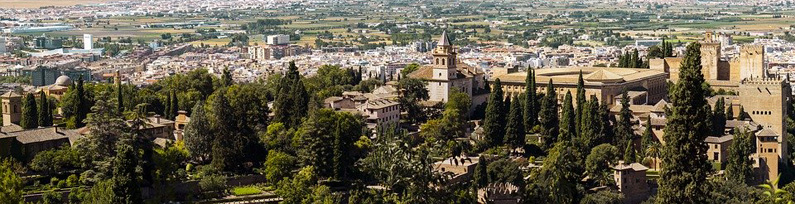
(154, 114, 161, 124)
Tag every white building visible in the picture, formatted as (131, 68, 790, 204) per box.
(266, 34, 290, 45)
(83, 34, 93, 50)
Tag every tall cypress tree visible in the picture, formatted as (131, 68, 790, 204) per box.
(575, 71, 585, 134)
(624, 140, 636, 163)
(599, 101, 615, 145)
(170, 91, 179, 119)
(483, 79, 505, 147)
(712, 97, 726, 136)
(211, 89, 243, 172)
(726, 102, 734, 120)
(111, 143, 141, 204)
(539, 79, 558, 150)
(274, 61, 309, 128)
(615, 91, 634, 152)
(579, 98, 597, 149)
(76, 76, 87, 127)
(38, 92, 51, 127)
(474, 156, 488, 188)
(165, 92, 172, 119)
(657, 42, 712, 203)
(20, 93, 37, 129)
(641, 117, 655, 156)
(524, 68, 538, 132)
(559, 91, 575, 142)
(505, 95, 525, 151)
(116, 79, 124, 114)
(630, 49, 641, 68)
(725, 128, 754, 184)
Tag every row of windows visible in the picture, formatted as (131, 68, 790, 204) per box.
(752, 110, 773, 115)
(761, 148, 777, 153)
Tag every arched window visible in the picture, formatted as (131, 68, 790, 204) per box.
(436, 58, 439, 65)
(442, 59, 446, 65)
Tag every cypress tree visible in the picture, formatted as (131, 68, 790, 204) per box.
(579, 99, 597, 149)
(726, 102, 734, 120)
(165, 92, 172, 119)
(725, 128, 754, 184)
(615, 91, 634, 151)
(575, 71, 585, 134)
(184, 101, 213, 162)
(505, 95, 525, 150)
(274, 61, 309, 128)
(111, 143, 141, 204)
(38, 92, 51, 127)
(624, 141, 636, 163)
(116, 79, 123, 114)
(222, 67, 233, 87)
(599, 102, 614, 145)
(618, 53, 627, 68)
(289, 76, 309, 127)
(75, 76, 87, 127)
(630, 49, 641, 68)
(657, 42, 712, 203)
(474, 156, 488, 187)
(539, 79, 558, 150)
(712, 97, 726, 136)
(20, 93, 37, 129)
(170, 91, 179, 119)
(738, 105, 746, 121)
(641, 117, 655, 156)
(483, 79, 505, 147)
(524, 68, 538, 132)
(559, 91, 575, 142)
(210, 90, 243, 172)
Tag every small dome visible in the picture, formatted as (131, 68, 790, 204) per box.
(54, 75, 72, 86)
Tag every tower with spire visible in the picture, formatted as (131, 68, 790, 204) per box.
(432, 31, 458, 81)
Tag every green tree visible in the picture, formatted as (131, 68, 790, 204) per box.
(624, 141, 636, 163)
(221, 67, 233, 87)
(725, 128, 754, 184)
(657, 42, 713, 204)
(538, 141, 580, 203)
(400, 63, 420, 78)
(726, 103, 734, 120)
(483, 79, 506, 147)
(559, 91, 575, 142)
(20, 93, 38, 129)
(38, 91, 52, 127)
(210, 89, 244, 172)
(539, 79, 559, 150)
(298, 109, 362, 180)
(274, 61, 309, 128)
(524, 68, 538, 132)
(0, 159, 22, 203)
(446, 88, 471, 118)
(615, 91, 634, 152)
(641, 117, 656, 156)
(264, 150, 296, 185)
(76, 76, 88, 127)
(630, 48, 640, 68)
(473, 156, 488, 188)
(575, 71, 586, 135)
(85, 180, 114, 203)
(398, 78, 429, 124)
(713, 98, 727, 136)
(505, 95, 525, 151)
(586, 144, 619, 186)
(116, 78, 124, 114)
(183, 101, 213, 162)
(169, 91, 179, 120)
(648, 45, 664, 59)
(580, 190, 624, 204)
(111, 143, 141, 204)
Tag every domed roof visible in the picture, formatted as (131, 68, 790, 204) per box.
(54, 75, 72, 86)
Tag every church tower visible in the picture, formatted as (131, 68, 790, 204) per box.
(432, 31, 458, 81)
(701, 31, 721, 80)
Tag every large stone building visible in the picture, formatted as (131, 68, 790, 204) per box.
(407, 31, 489, 110)
(650, 31, 766, 91)
(490, 67, 668, 107)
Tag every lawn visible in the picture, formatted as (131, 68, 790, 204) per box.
(232, 186, 263, 196)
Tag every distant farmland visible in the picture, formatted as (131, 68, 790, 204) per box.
(0, 0, 114, 8)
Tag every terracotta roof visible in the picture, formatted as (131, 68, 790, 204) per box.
(613, 162, 648, 171)
(492, 67, 666, 85)
(584, 69, 624, 83)
(756, 128, 779, 137)
(361, 98, 399, 110)
(406, 63, 483, 81)
(705, 135, 734, 144)
(652, 100, 669, 113)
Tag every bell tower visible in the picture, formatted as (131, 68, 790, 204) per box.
(432, 31, 457, 80)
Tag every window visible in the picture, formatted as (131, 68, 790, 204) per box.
(713, 152, 719, 160)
